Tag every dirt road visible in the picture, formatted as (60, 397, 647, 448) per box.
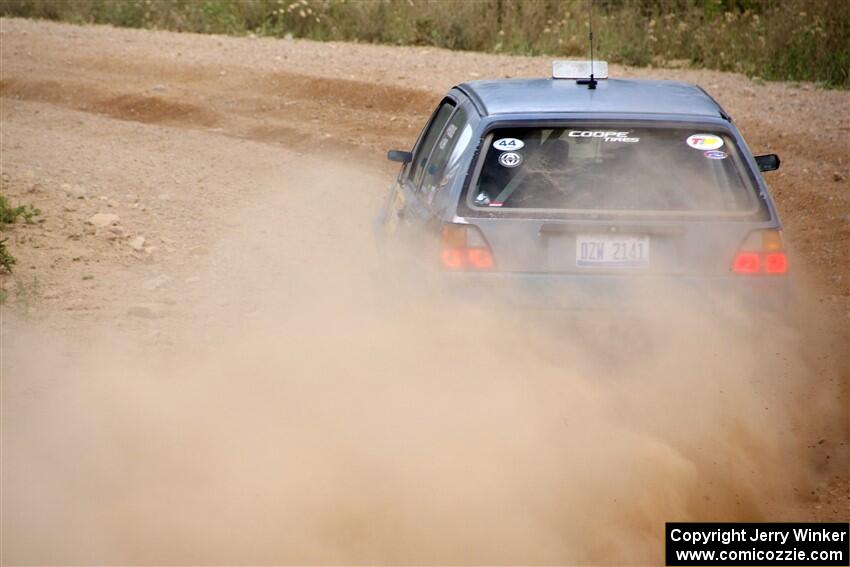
(1, 18, 848, 564)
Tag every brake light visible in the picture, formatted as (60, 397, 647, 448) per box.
(466, 248, 494, 269)
(731, 229, 788, 275)
(440, 249, 465, 269)
(440, 223, 495, 271)
(732, 252, 760, 274)
(765, 253, 788, 274)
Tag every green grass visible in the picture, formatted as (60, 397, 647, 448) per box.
(0, 194, 40, 230)
(0, 238, 15, 273)
(0, 194, 41, 273)
(1, 0, 848, 87)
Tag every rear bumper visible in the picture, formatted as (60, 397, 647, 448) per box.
(437, 272, 794, 314)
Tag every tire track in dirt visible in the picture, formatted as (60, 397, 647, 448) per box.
(0, 62, 436, 156)
(0, 78, 219, 126)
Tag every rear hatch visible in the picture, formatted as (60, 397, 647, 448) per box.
(454, 122, 778, 277)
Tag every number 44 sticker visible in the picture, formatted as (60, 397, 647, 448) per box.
(493, 138, 525, 151)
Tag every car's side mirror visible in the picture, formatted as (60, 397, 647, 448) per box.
(387, 150, 413, 164)
(755, 154, 780, 172)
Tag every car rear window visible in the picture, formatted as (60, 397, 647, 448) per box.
(469, 125, 762, 216)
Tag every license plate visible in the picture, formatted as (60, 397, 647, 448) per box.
(576, 234, 650, 267)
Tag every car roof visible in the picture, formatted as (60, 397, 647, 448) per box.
(456, 78, 728, 119)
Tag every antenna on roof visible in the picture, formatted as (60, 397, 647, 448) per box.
(552, 2, 608, 85)
(576, 0, 597, 89)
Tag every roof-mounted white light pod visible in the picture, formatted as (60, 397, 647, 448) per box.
(552, 60, 609, 79)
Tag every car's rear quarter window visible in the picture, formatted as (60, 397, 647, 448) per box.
(409, 101, 456, 187)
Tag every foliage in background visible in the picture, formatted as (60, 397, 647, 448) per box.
(0, 238, 15, 274)
(0, 194, 41, 273)
(1, 0, 848, 88)
(0, 194, 40, 229)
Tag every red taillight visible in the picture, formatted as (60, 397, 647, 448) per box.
(732, 230, 787, 276)
(466, 248, 494, 269)
(440, 224, 495, 271)
(440, 249, 465, 269)
(732, 252, 760, 274)
(765, 253, 788, 274)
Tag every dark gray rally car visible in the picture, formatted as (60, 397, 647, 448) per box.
(377, 62, 789, 311)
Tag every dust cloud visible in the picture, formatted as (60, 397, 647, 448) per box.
(1, 158, 844, 565)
